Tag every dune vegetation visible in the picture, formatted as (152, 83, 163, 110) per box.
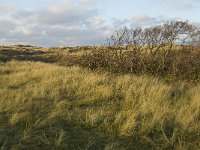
(0, 59, 200, 149)
(0, 21, 200, 150)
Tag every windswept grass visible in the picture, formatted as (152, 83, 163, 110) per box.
(0, 61, 200, 149)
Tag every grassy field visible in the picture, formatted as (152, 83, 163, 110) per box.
(0, 46, 200, 149)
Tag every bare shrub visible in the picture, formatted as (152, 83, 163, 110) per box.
(77, 21, 200, 81)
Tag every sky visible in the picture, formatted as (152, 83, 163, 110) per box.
(0, 0, 200, 47)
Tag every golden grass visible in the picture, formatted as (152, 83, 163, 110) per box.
(0, 61, 200, 149)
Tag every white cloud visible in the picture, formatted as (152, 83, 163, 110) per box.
(0, 0, 199, 47)
(0, 1, 109, 47)
(130, 14, 157, 26)
(111, 14, 169, 28)
(87, 17, 105, 29)
(129, 14, 168, 27)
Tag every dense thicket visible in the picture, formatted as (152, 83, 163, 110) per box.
(79, 21, 200, 81)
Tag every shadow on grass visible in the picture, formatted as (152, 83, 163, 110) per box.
(0, 111, 156, 150)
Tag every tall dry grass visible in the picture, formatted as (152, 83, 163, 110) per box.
(0, 61, 199, 149)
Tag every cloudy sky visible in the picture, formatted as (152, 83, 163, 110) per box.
(0, 0, 200, 47)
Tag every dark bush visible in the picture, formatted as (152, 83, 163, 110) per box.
(77, 47, 200, 81)
(75, 21, 200, 81)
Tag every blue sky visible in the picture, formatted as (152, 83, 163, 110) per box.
(0, 0, 200, 47)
